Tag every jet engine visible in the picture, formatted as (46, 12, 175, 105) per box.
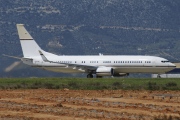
(96, 67, 114, 76)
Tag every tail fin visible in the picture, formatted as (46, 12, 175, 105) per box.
(16, 24, 42, 57)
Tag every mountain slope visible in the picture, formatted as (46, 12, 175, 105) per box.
(1, 0, 180, 77)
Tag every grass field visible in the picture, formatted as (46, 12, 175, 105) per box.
(0, 78, 180, 90)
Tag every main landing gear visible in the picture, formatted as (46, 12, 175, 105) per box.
(87, 74, 103, 78)
(87, 74, 93, 78)
(157, 74, 161, 78)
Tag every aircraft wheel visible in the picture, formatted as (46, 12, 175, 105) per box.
(87, 74, 93, 78)
(157, 74, 161, 78)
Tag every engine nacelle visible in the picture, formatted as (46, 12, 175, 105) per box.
(113, 73, 129, 77)
(96, 67, 114, 76)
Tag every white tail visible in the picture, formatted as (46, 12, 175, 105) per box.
(16, 24, 42, 57)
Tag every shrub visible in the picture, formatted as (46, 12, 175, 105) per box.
(165, 82, 177, 87)
(112, 82, 122, 87)
(33, 81, 42, 86)
(148, 82, 160, 90)
(44, 83, 54, 89)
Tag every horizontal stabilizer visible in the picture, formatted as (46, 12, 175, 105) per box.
(2, 54, 22, 60)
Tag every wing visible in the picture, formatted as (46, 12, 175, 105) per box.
(39, 50, 97, 72)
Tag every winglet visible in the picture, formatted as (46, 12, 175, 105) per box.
(39, 50, 49, 62)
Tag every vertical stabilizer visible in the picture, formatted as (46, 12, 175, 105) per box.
(17, 24, 41, 57)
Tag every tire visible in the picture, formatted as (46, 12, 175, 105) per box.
(87, 74, 93, 78)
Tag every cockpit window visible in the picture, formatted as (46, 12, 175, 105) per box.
(161, 60, 169, 63)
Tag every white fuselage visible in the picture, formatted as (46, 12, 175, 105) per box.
(23, 55, 176, 74)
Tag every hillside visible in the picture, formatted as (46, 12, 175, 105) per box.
(1, 0, 180, 77)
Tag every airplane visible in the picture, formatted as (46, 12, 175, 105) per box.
(4, 24, 176, 78)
